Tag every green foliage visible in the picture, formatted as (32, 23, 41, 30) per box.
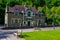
(51, 6, 60, 24)
(0, 7, 5, 24)
(7, 1, 20, 7)
(0, 0, 60, 24)
(23, 30, 60, 40)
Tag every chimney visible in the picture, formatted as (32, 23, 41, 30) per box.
(5, 5, 9, 13)
(5, 5, 7, 12)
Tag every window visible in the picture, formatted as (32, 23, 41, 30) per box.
(24, 22, 26, 24)
(11, 18, 20, 24)
(23, 21, 27, 26)
(15, 19, 18, 23)
(28, 11, 31, 17)
(11, 19, 15, 24)
(11, 20, 13, 24)
(23, 21, 26, 24)
(14, 9, 19, 15)
(18, 19, 21, 23)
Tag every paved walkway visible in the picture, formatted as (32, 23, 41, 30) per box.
(0, 31, 24, 40)
(0, 27, 60, 40)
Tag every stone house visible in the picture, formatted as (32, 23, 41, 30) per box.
(5, 5, 45, 28)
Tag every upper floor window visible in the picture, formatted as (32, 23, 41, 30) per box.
(28, 11, 31, 17)
(14, 9, 19, 16)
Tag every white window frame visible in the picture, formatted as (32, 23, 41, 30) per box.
(27, 10, 31, 16)
(23, 21, 27, 26)
(11, 18, 15, 24)
(14, 9, 19, 16)
(11, 18, 20, 24)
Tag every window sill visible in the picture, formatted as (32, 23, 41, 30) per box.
(27, 17, 32, 18)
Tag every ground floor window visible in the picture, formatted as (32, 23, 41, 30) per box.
(15, 19, 18, 23)
(11, 18, 21, 24)
(11, 19, 14, 24)
(23, 21, 27, 26)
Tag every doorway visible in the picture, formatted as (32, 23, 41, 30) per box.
(28, 21, 30, 26)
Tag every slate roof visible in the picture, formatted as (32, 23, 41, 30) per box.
(7, 5, 39, 13)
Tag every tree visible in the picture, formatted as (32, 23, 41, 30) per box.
(7, 1, 20, 7)
(50, 7, 60, 24)
(0, 7, 5, 24)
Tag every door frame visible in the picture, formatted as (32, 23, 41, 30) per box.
(27, 21, 31, 26)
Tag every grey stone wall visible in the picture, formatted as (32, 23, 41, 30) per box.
(6, 12, 45, 27)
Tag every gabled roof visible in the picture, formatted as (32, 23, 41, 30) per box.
(6, 5, 39, 13)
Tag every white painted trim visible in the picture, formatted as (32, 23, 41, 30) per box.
(31, 12, 33, 16)
(18, 19, 20, 23)
(23, 21, 25, 26)
(5, 13, 8, 24)
(14, 9, 19, 16)
(11, 18, 15, 24)
(11, 18, 21, 24)
(5, 13, 8, 27)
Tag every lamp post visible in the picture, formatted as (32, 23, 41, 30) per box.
(17, 11, 24, 38)
(17, 11, 24, 37)
(20, 10, 24, 37)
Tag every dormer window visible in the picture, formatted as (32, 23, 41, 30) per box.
(28, 11, 31, 17)
(14, 8, 19, 16)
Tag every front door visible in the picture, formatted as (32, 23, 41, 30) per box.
(28, 21, 30, 26)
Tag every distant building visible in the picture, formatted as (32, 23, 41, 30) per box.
(5, 5, 45, 28)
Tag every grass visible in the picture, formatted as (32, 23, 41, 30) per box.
(22, 30, 60, 40)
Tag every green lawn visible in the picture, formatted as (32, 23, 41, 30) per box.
(22, 30, 60, 40)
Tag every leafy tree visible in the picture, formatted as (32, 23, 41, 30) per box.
(0, 7, 5, 24)
(0, 0, 60, 25)
(7, 1, 20, 7)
